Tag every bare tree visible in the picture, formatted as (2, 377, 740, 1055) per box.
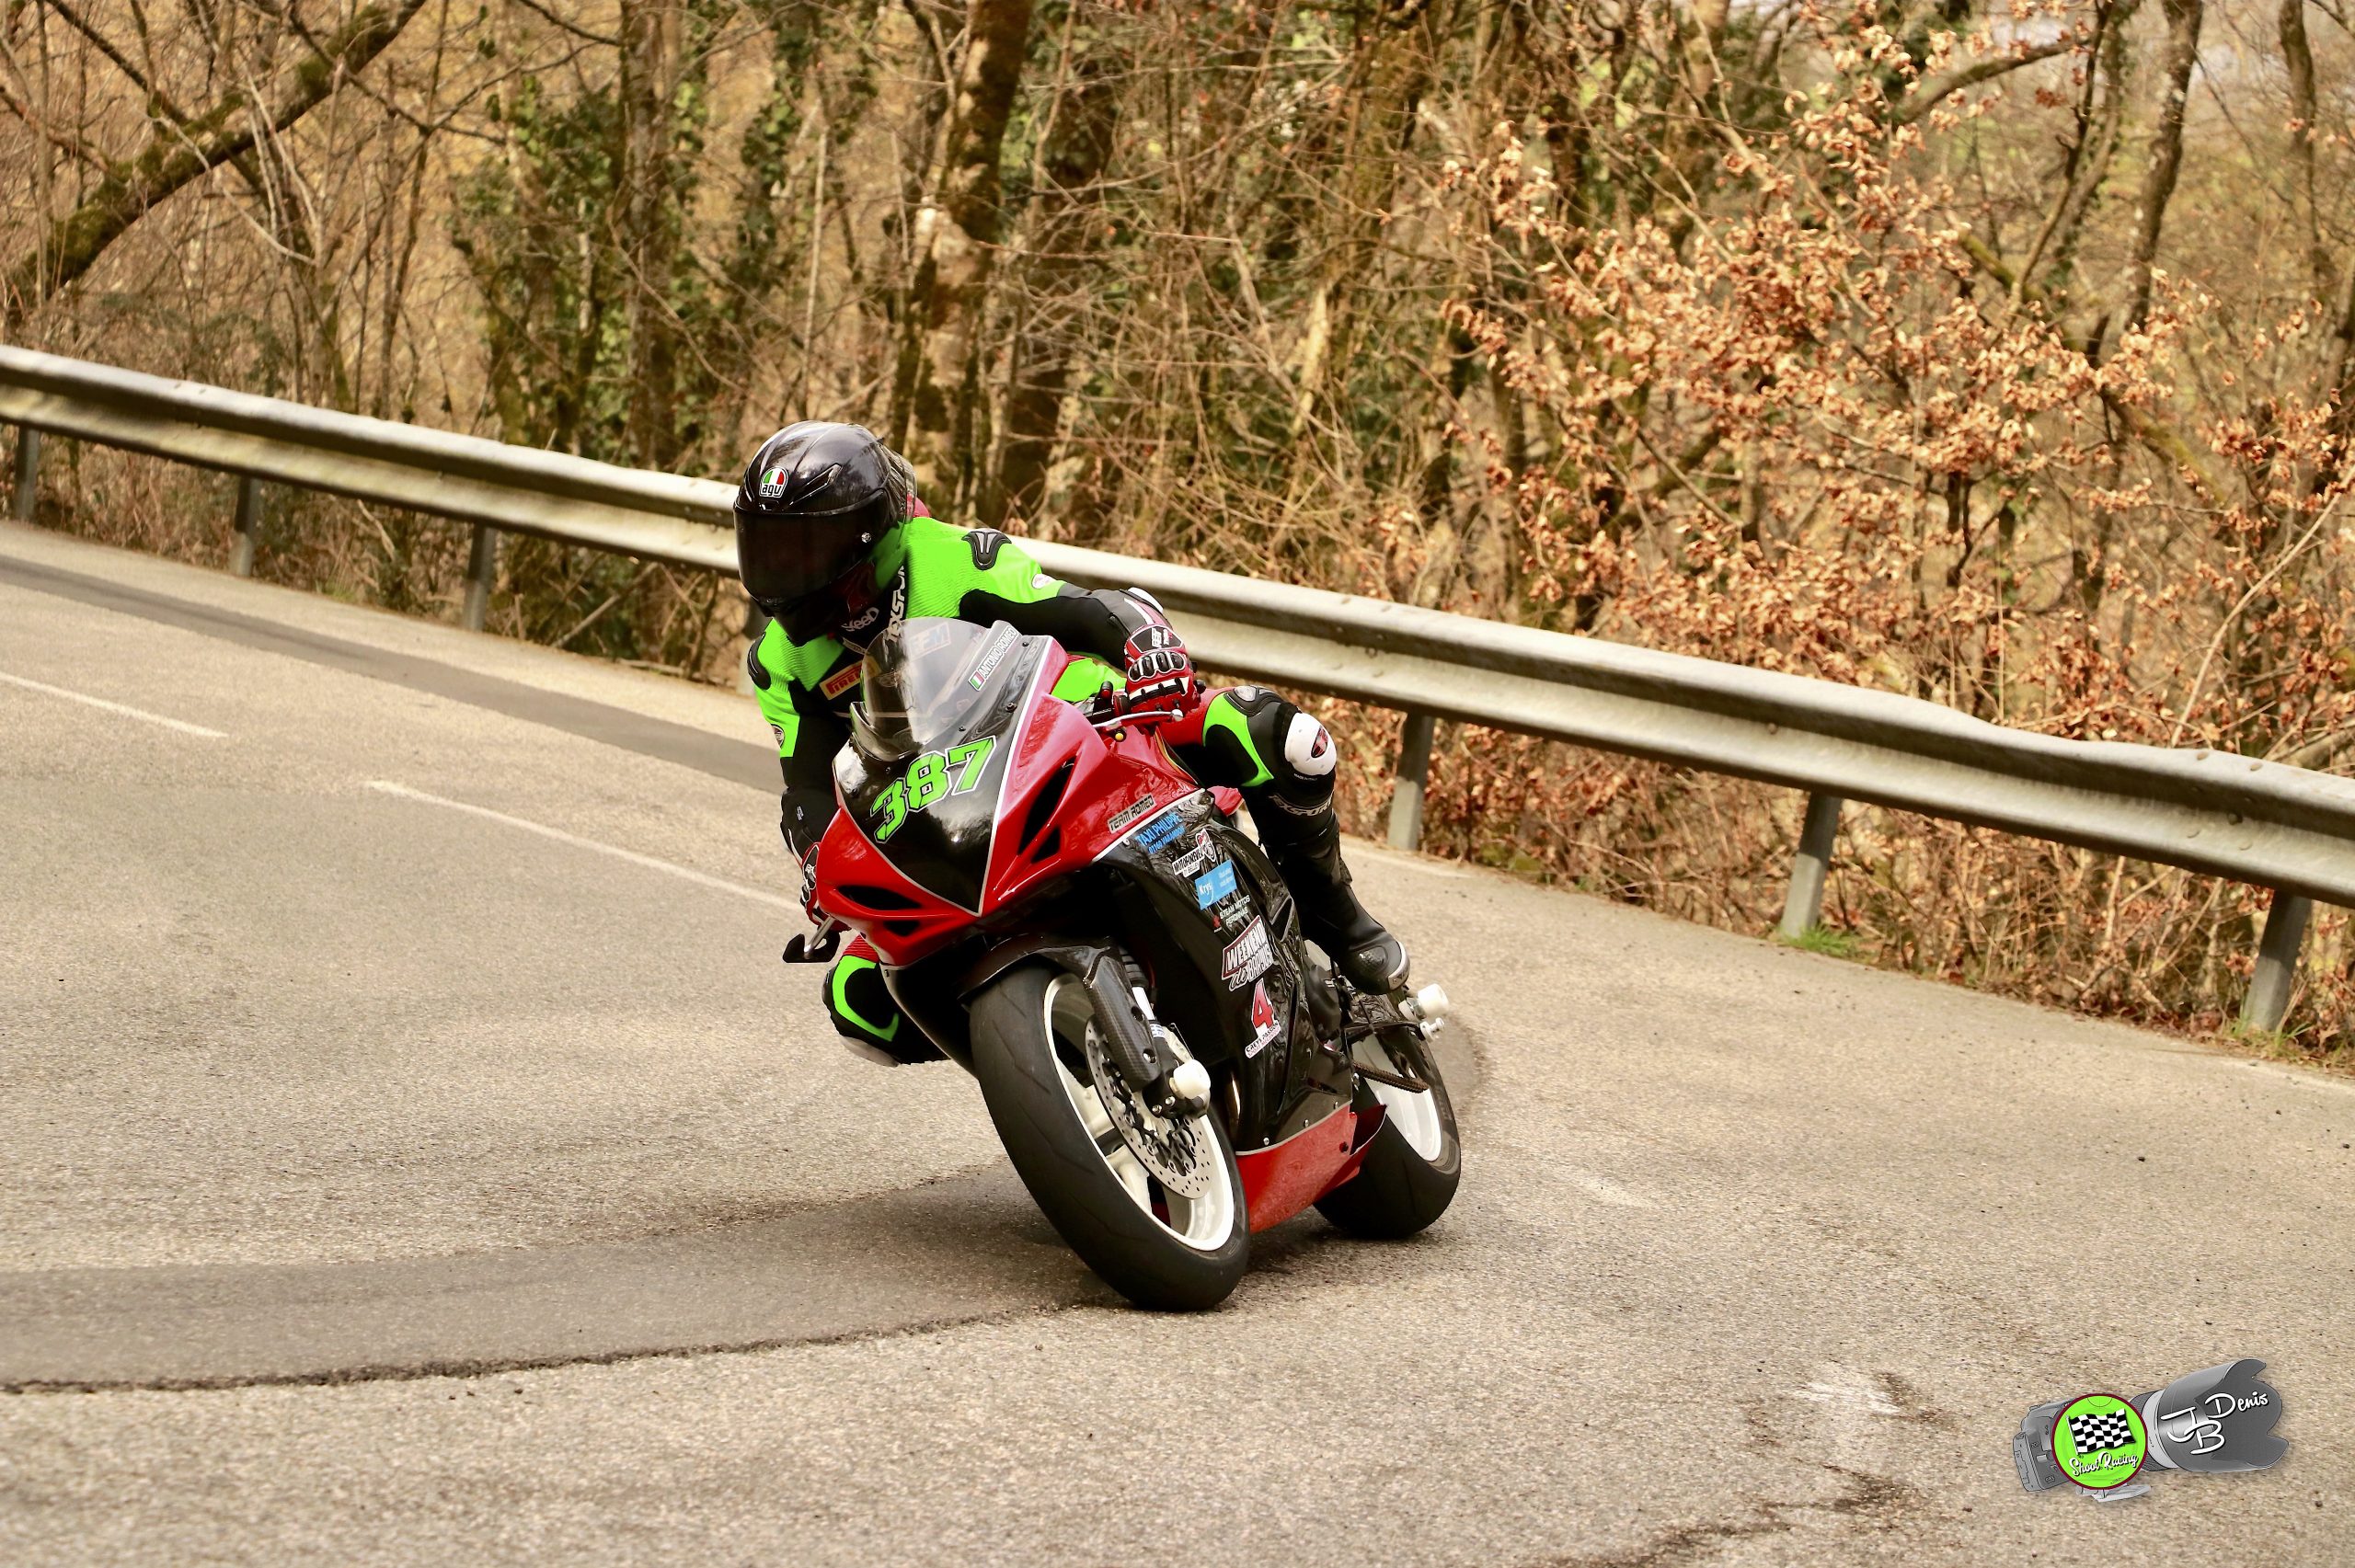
(984, 7, 1119, 528)
(2279, 0, 2332, 303)
(4, 0, 432, 327)
(896, 0, 1039, 502)
(620, 0, 686, 467)
(2122, 0, 2203, 332)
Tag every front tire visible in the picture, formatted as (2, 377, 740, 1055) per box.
(969, 962, 1248, 1310)
(1315, 1012, 1460, 1239)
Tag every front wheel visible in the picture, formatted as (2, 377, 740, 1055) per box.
(969, 962, 1247, 1310)
(1315, 1010, 1460, 1239)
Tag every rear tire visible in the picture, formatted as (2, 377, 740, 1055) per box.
(1315, 1015, 1460, 1240)
(970, 962, 1248, 1310)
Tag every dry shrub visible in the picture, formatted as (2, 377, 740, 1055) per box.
(1396, 3, 2354, 1055)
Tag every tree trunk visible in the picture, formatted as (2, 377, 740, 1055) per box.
(619, 0, 684, 469)
(899, 0, 1040, 505)
(724, 1, 828, 435)
(2322, 260, 2355, 464)
(984, 24, 1120, 528)
(2279, 0, 2332, 303)
(2122, 0, 2202, 333)
(1289, 0, 1448, 441)
(233, 137, 353, 410)
(2010, 0, 2135, 304)
(1405, 316, 1479, 606)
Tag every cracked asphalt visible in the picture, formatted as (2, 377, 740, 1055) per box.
(2, 521, 2349, 1566)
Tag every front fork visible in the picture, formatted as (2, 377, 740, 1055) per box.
(969, 940, 1212, 1119)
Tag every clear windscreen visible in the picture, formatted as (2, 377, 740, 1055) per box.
(853, 618, 1022, 759)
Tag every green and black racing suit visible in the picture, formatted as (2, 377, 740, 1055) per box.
(752, 517, 1357, 1062)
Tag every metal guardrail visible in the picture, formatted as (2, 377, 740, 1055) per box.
(4, 344, 2348, 1031)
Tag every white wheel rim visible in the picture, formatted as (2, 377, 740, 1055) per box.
(1042, 975, 1237, 1252)
(1363, 1034, 1446, 1162)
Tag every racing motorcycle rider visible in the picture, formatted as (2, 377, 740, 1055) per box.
(736, 420, 1408, 1064)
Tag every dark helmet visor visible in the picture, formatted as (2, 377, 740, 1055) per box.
(734, 496, 892, 610)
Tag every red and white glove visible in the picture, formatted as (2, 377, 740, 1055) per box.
(1120, 623, 1200, 719)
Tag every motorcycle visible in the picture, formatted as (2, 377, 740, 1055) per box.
(787, 616, 1460, 1309)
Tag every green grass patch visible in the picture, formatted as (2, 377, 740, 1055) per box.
(2217, 1019, 2355, 1074)
(2219, 1020, 2292, 1053)
(1778, 924, 1863, 959)
(1472, 842, 1556, 881)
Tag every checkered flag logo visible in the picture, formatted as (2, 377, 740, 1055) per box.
(2069, 1408, 2136, 1453)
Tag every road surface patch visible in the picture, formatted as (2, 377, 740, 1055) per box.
(0, 669, 225, 738)
(366, 780, 799, 911)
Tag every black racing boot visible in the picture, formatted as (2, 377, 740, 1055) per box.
(1251, 795, 1409, 995)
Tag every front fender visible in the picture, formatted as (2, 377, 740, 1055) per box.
(957, 933, 1112, 1001)
(959, 937, 1169, 1095)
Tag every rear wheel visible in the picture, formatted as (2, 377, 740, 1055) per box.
(969, 963, 1247, 1310)
(1315, 1010, 1460, 1239)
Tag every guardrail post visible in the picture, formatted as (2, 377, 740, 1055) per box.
(462, 523, 499, 632)
(2239, 890, 2312, 1034)
(230, 476, 260, 578)
(1385, 710, 1437, 852)
(1778, 791, 1844, 940)
(11, 426, 38, 521)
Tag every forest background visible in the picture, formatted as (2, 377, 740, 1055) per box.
(6, 0, 2354, 1049)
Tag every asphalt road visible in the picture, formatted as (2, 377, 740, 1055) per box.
(2, 520, 2349, 1566)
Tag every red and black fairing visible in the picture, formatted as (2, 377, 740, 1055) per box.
(818, 624, 1047, 949)
(810, 623, 1370, 1229)
(1085, 792, 1371, 1221)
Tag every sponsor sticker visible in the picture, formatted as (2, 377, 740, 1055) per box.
(1193, 861, 1238, 909)
(1246, 980, 1281, 1058)
(1221, 917, 1273, 990)
(1171, 830, 1221, 878)
(758, 464, 788, 498)
(1108, 795, 1157, 832)
(1134, 811, 1183, 851)
(964, 626, 1017, 691)
(839, 572, 908, 653)
(821, 662, 863, 700)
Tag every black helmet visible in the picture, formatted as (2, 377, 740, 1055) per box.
(733, 422, 913, 641)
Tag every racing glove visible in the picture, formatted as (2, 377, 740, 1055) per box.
(1121, 623, 1200, 719)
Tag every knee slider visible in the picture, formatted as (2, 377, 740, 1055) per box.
(1246, 698, 1336, 808)
(1279, 711, 1338, 783)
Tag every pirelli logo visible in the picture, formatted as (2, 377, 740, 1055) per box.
(821, 663, 863, 700)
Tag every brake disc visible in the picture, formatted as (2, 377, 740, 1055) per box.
(1083, 1024, 1216, 1199)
